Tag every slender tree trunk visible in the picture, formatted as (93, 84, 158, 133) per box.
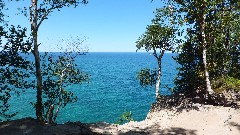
(53, 70, 65, 122)
(31, 0, 44, 122)
(201, 7, 214, 94)
(53, 63, 71, 122)
(154, 51, 164, 100)
(202, 49, 213, 94)
(155, 61, 161, 99)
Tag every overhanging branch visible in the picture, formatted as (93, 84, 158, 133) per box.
(37, 3, 67, 30)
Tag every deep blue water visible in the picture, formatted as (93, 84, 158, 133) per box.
(7, 52, 178, 124)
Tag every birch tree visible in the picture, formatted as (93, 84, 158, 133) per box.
(27, 0, 88, 122)
(174, 0, 240, 95)
(173, 0, 215, 94)
(41, 37, 89, 123)
(200, 1, 214, 94)
(136, 6, 178, 99)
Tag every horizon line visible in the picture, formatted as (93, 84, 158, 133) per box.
(39, 51, 175, 53)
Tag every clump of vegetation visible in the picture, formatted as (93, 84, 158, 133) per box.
(115, 111, 134, 125)
(137, 68, 157, 87)
(212, 76, 240, 93)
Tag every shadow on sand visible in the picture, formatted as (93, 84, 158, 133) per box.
(0, 117, 198, 135)
(0, 117, 97, 135)
(229, 122, 240, 132)
(118, 125, 197, 135)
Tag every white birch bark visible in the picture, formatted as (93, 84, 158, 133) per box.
(201, 12, 214, 94)
(154, 50, 164, 99)
(203, 49, 214, 94)
(155, 65, 161, 99)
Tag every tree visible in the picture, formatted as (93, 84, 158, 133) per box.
(26, 0, 88, 122)
(174, 0, 240, 94)
(174, 0, 220, 94)
(174, 28, 205, 95)
(175, 0, 215, 94)
(136, 6, 178, 99)
(211, 0, 240, 79)
(0, 25, 33, 121)
(1, 0, 89, 122)
(0, 0, 34, 121)
(40, 37, 89, 123)
(0, 0, 5, 23)
(200, 1, 214, 94)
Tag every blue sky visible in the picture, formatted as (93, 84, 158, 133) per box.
(5, 0, 165, 52)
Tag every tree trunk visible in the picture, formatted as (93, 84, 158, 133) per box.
(53, 69, 65, 122)
(203, 49, 214, 94)
(53, 63, 71, 122)
(31, 0, 44, 122)
(155, 51, 165, 100)
(201, 7, 214, 94)
(154, 50, 164, 100)
(155, 62, 161, 99)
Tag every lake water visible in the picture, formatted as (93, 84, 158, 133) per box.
(7, 52, 178, 124)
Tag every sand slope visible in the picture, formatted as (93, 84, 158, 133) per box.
(0, 105, 240, 135)
(88, 105, 240, 135)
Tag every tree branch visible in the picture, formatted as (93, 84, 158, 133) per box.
(153, 48, 159, 60)
(29, 5, 33, 28)
(37, 4, 67, 30)
(160, 50, 165, 59)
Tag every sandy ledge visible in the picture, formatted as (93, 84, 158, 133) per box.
(0, 105, 240, 135)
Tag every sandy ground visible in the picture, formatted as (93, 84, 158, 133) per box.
(88, 105, 240, 135)
(0, 105, 240, 135)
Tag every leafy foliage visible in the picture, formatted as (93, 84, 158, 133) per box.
(1, 0, 89, 122)
(115, 111, 134, 125)
(136, 5, 181, 99)
(136, 24, 174, 53)
(0, 25, 33, 121)
(27, 0, 88, 30)
(136, 5, 180, 53)
(173, 0, 240, 96)
(174, 29, 205, 95)
(137, 68, 157, 87)
(0, 0, 5, 23)
(212, 76, 240, 93)
(40, 37, 89, 123)
(25, 0, 89, 122)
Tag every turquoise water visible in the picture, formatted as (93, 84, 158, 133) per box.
(7, 52, 178, 123)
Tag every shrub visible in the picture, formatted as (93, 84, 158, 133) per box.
(115, 111, 134, 125)
(212, 76, 240, 93)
